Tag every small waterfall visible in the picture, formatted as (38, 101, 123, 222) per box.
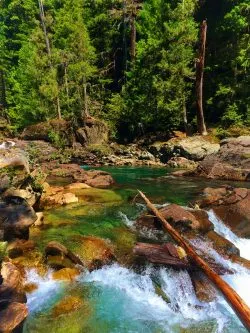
(207, 210, 250, 260)
(26, 270, 64, 313)
(79, 264, 247, 332)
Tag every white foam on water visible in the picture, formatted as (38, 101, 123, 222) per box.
(25, 269, 64, 313)
(191, 237, 250, 327)
(118, 211, 135, 228)
(79, 264, 246, 332)
(119, 210, 167, 240)
(207, 210, 250, 261)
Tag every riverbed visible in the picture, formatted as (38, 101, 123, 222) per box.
(24, 167, 250, 333)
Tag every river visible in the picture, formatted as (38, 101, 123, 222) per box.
(23, 167, 250, 333)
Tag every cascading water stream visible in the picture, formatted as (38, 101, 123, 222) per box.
(25, 210, 250, 333)
(207, 210, 250, 261)
(22, 168, 250, 333)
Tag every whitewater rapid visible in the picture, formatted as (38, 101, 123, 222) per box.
(24, 210, 250, 333)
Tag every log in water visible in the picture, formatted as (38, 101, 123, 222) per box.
(138, 190, 250, 332)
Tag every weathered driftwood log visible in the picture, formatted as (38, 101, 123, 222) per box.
(138, 190, 250, 332)
(134, 242, 190, 269)
(134, 242, 232, 275)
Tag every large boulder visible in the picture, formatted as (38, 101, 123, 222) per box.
(196, 136, 250, 181)
(149, 136, 220, 163)
(3, 187, 39, 207)
(0, 198, 37, 241)
(42, 163, 115, 189)
(45, 241, 84, 270)
(0, 147, 29, 175)
(21, 119, 74, 146)
(136, 204, 213, 234)
(197, 187, 250, 238)
(76, 118, 108, 146)
(0, 302, 28, 333)
(84, 170, 115, 189)
(166, 157, 198, 170)
(0, 261, 27, 306)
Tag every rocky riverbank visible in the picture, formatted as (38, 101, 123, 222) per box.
(0, 128, 250, 330)
(1, 118, 250, 181)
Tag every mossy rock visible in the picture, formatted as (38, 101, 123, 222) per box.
(0, 241, 7, 261)
(72, 236, 115, 269)
(51, 296, 85, 317)
(112, 227, 137, 265)
(52, 268, 80, 281)
(73, 188, 122, 204)
(11, 249, 47, 276)
(46, 255, 76, 270)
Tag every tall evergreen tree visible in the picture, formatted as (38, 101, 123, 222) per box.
(113, 0, 198, 140)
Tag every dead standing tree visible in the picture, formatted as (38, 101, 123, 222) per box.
(196, 20, 207, 135)
(37, 0, 62, 120)
(111, 0, 142, 66)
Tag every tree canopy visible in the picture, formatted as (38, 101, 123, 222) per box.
(0, 0, 249, 139)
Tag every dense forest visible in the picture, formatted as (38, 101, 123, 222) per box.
(0, 0, 249, 141)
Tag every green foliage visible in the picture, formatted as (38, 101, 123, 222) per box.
(48, 129, 67, 149)
(221, 103, 243, 128)
(0, 0, 249, 140)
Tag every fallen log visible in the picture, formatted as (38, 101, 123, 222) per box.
(134, 242, 233, 275)
(138, 190, 250, 332)
(134, 242, 190, 270)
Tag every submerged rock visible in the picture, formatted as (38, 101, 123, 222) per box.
(52, 268, 80, 281)
(72, 236, 115, 270)
(51, 296, 87, 318)
(39, 183, 78, 210)
(190, 271, 217, 303)
(45, 241, 84, 270)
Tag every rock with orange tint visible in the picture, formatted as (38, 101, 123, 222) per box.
(52, 268, 80, 281)
(197, 186, 250, 237)
(76, 236, 115, 270)
(7, 240, 35, 259)
(23, 282, 38, 294)
(51, 296, 84, 317)
(39, 184, 78, 210)
(0, 302, 28, 332)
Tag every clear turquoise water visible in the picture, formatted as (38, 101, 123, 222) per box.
(24, 167, 250, 333)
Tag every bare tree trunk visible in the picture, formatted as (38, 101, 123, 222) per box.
(183, 100, 189, 136)
(196, 20, 207, 135)
(138, 190, 250, 332)
(130, 14, 136, 63)
(83, 81, 89, 119)
(56, 96, 61, 120)
(38, 0, 61, 120)
(38, 0, 51, 57)
(64, 63, 70, 109)
(0, 70, 6, 112)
